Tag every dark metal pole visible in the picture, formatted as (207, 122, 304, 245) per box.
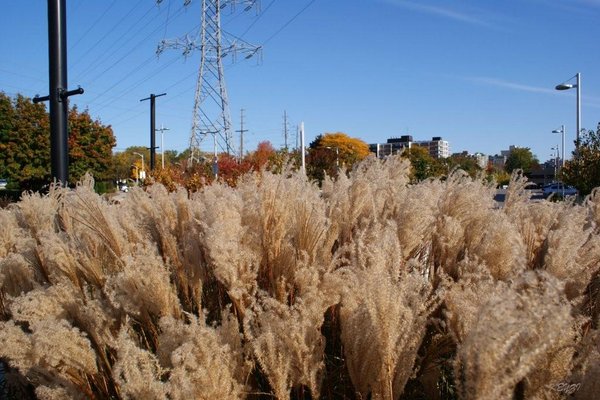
(34, 0, 83, 186)
(49, 0, 68, 184)
(140, 92, 166, 171)
(150, 95, 156, 170)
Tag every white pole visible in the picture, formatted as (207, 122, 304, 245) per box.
(213, 132, 218, 179)
(576, 73, 581, 152)
(300, 122, 305, 174)
(561, 124, 565, 169)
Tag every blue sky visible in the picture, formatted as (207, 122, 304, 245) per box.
(1, 0, 599, 162)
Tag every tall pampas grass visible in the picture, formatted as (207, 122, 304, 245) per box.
(1, 157, 599, 399)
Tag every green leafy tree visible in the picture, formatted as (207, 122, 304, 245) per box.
(504, 147, 539, 173)
(68, 106, 115, 184)
(0, 93, 50, 190)
(561, 123, 600, 195)
(0, 93, 116, 190)
(111, 146, 150, 182)
(402, 146, 442, 182)
(441, 153, 483, 178)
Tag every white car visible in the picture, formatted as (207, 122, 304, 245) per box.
(119, 185, 129, 193)
(0, 179, 7, 190)
(543, 183, 578, 198)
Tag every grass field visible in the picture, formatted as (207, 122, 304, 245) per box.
(0, 156, 599, 399)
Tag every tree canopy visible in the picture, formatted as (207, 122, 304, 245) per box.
(68, 106, 116, 184)
(402, 146, 442, 182)
(307, 132, 370, 181)
(504, 147, 539, 173)
(0, 92, 115, 190)
(561, 123, 600, 195)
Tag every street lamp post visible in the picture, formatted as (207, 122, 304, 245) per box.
(133, 152, 145, 181)
(551, 147, 559, 179)
(156, 124, 170, 169)
(552, 125, 565, 169)
(555, 73, 581, 152)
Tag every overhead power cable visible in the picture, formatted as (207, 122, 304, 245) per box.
(71, 0, 146, 69)
(69, 0, 118, 51)
(263, 0, 317, 45)
(239, 0, 277, 38)
(75, 3, 186, 83)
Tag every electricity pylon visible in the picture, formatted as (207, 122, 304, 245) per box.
(157, 0, 261, 165)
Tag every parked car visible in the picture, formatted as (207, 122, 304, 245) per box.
(543, 182, 578, 198)
(0, 179, 7, 190)
(119, 184, 129, 193)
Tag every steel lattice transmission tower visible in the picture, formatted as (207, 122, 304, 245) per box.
(157, 0, 261, 164)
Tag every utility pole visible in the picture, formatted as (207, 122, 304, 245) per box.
(236, 109, 247, 160)
(140, 92, 166, 171)
(156, 124, 170, 168)
(283, 110, 289, 149)
(33, 0, 83, 185)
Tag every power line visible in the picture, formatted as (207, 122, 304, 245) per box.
(74, 3, 185, 83)
(239, 0, 276, 37)
(70, 0, 147, 69)
(263, 0, 317, 45)
(87, 52, 183, 111)
(69, 0, 118, 51)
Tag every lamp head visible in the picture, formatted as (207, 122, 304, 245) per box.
(555, 83, 575, 90)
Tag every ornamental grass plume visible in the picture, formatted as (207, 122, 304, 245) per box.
(454, 271, 576, 400)
(1, 162, 600, 399)
(338, 223, 441, 400)
(431, 171, 526, 281)
(157, 312, 250, 400)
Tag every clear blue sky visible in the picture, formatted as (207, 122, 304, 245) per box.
(1, 0, 599, 162)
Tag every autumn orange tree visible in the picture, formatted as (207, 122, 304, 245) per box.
(68, 106, 116, 185)
(307, 132, 370, 181)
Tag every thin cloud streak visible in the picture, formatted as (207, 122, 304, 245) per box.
(466, 76, 600, 108)
(467, 77, 558, 95)
(380, 0, 493, 27)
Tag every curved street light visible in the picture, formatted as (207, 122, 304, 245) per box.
(555, 73, 581, 152)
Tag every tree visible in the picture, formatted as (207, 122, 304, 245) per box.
(307, 132, 370, 181)
(246, 141, 276, 169)
(68, 106, 115, 184)
(0, 93, 50, 190)
(504, 147, 539, 173)
(0, 93, 116, 190)
(441, 153, 483, 178)
(401, 146, 442, 182)
(111, 146, 150, 183)
(561, 123, 600, 195)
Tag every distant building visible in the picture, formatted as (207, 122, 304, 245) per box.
(369, 135, 450, 159)
(369, 135, 413, 158)
(415, 136, 450, 159)
(490, 154, 507, 169)
(473, 153, 489, 169)
(490, 146, 517, 169)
